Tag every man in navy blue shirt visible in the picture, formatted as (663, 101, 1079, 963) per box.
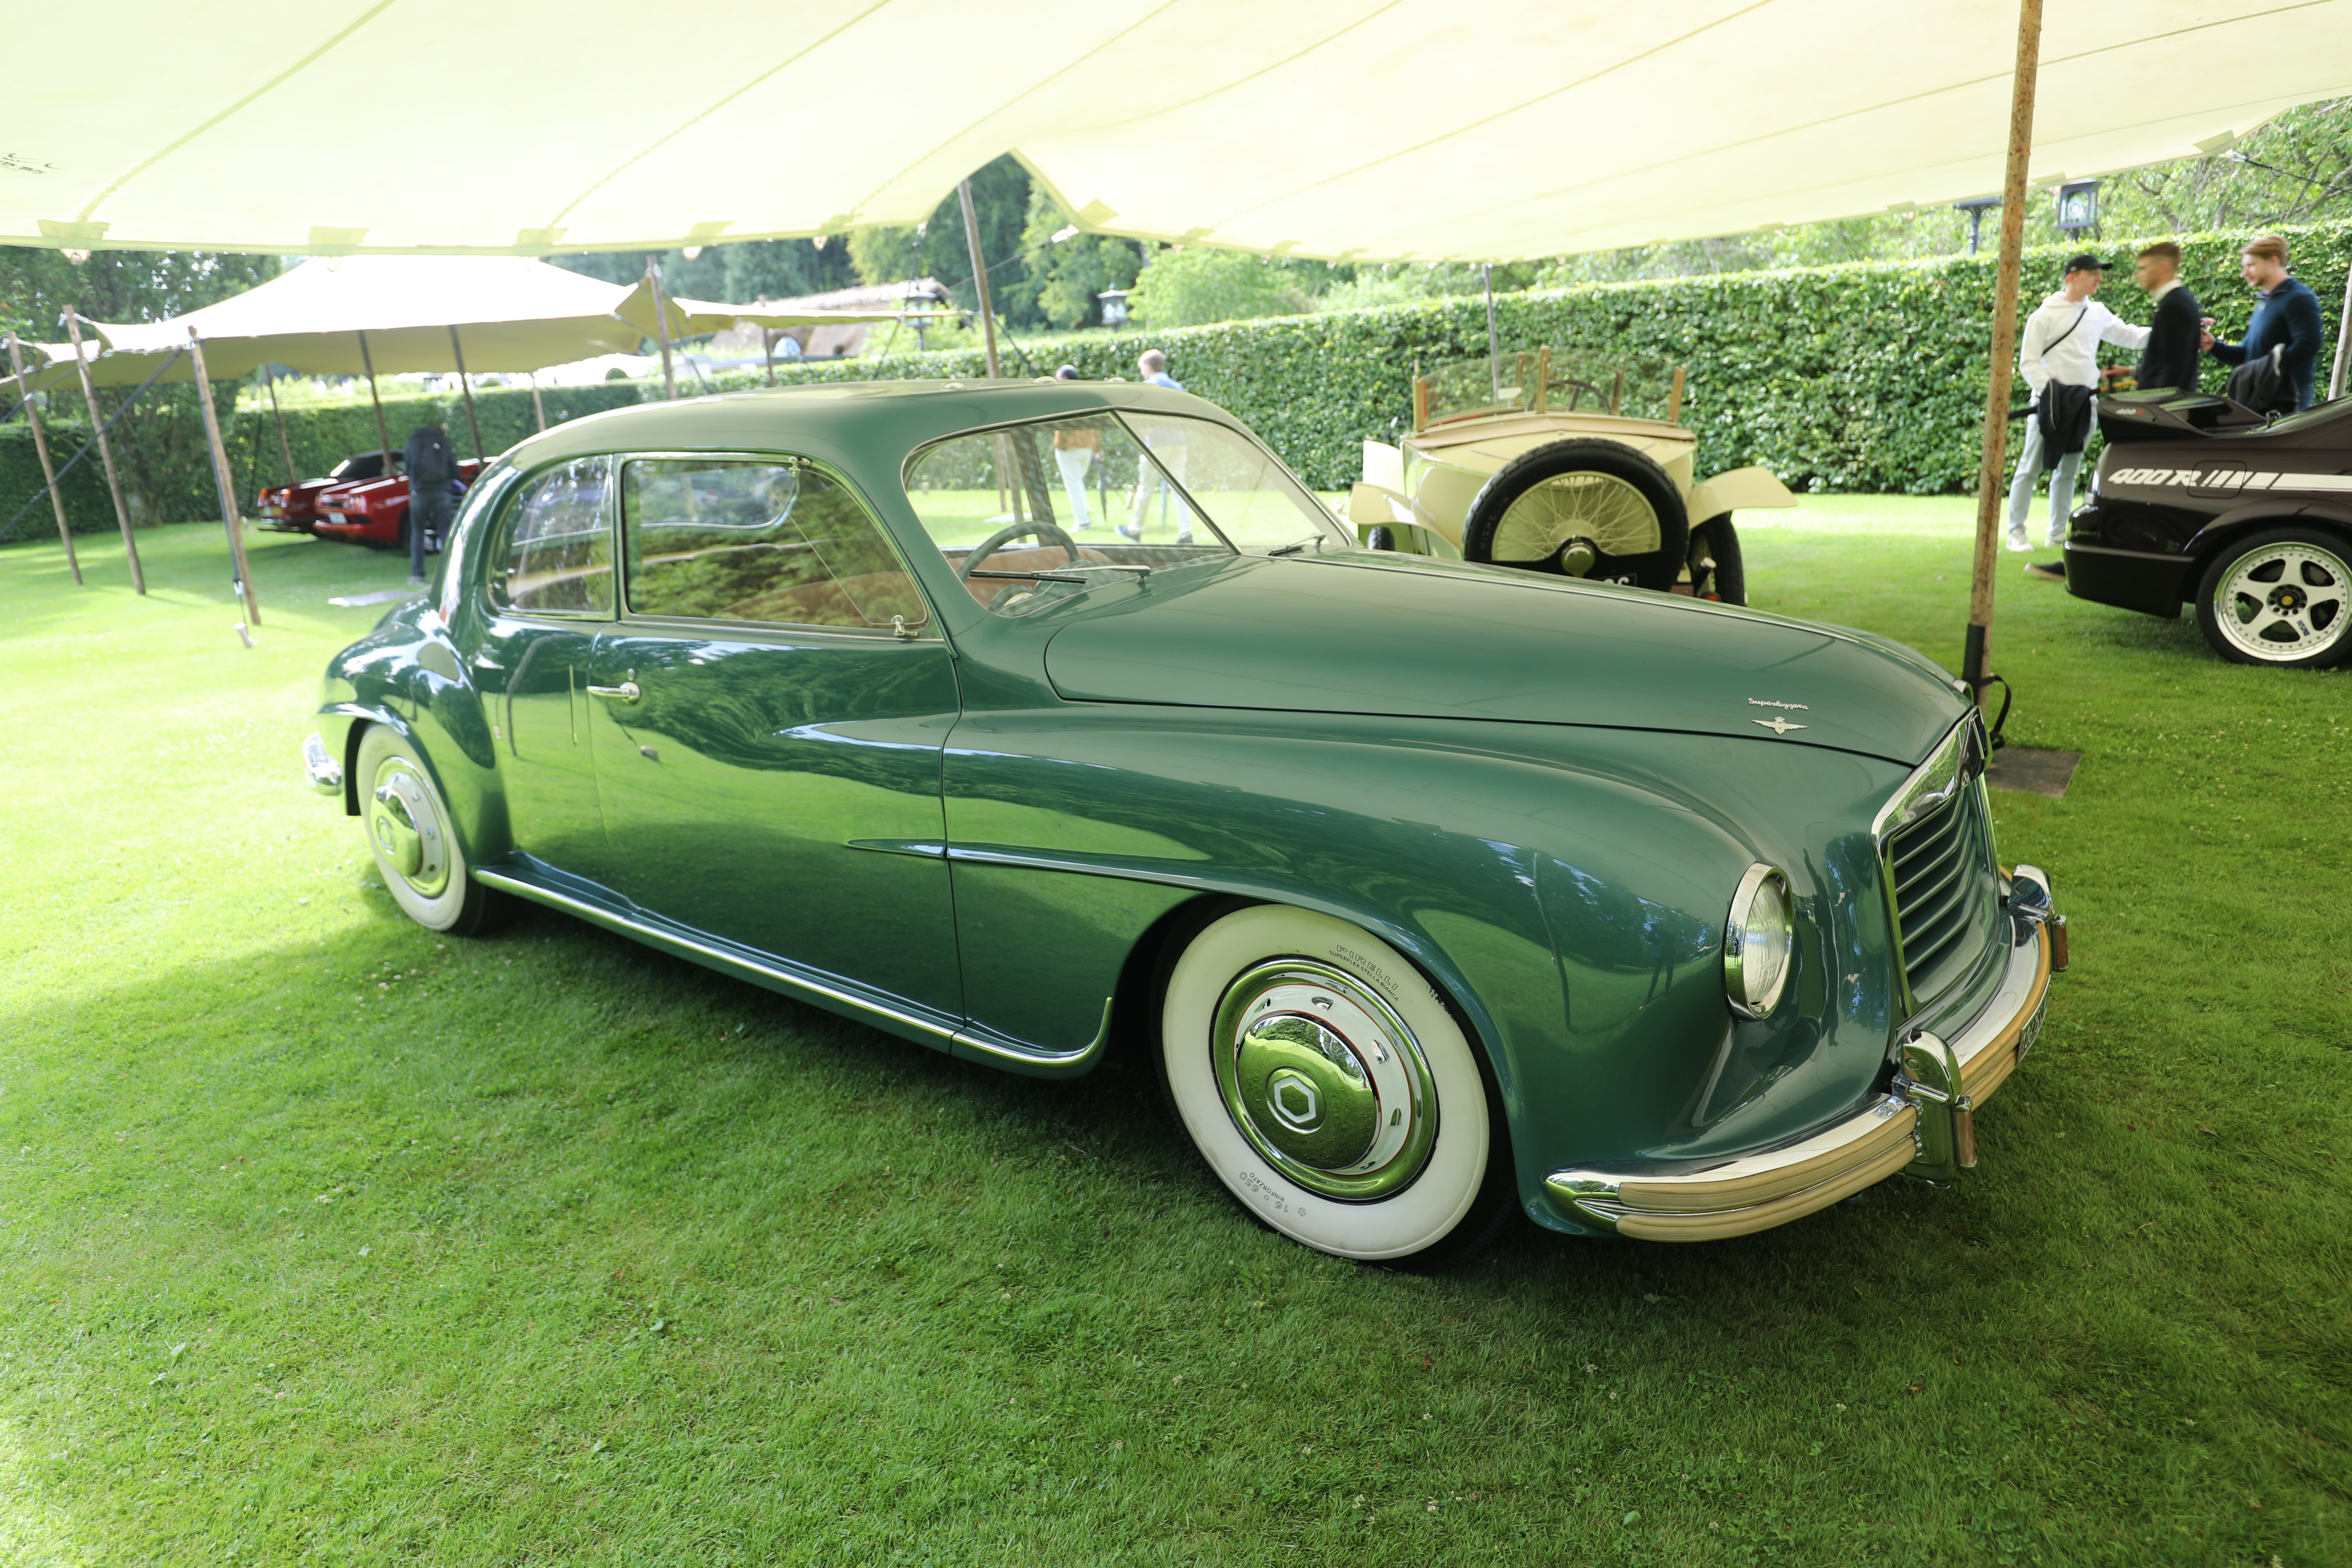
(2202, 234, 2327, 411)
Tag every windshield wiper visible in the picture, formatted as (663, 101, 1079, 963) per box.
(1267, 539, 1321, 557)
(967, 568, 1090, 584)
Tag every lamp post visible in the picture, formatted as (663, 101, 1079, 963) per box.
(1097, 287, 1130, 327)
(2054, 179, 2099, 234)
(1954, 197, 2001, 255)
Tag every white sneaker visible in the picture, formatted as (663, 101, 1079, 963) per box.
(2004, 527, 2031, 553)
(2045, 527, 2066, 548)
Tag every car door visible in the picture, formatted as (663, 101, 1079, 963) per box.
(472, 455, 620, 888)
(584, 452, 962, 1018)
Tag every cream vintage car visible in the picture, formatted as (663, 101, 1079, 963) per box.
(1349, 351, 1797, 604)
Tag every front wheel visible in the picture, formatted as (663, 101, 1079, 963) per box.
(2193, 528, 2352, 668)
(1158, 905, 1515, 1267)
(356, 726, 512, 935)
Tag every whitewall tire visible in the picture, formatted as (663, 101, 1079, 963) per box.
(1159, 904, 1511, 1265)
(356, 726, 508, 937)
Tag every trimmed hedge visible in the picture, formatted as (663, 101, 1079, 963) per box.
(7, 219, 2345, 539)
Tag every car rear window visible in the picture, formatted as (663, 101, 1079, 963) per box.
(489, 457, 612, 614)
(620, 457, 928, 633)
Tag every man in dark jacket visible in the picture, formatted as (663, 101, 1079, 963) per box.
(2131, 241, 2202, 395)
(402, 423, 457, 585)
(2203, 233, 2326, 411)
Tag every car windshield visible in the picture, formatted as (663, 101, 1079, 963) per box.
(1421, 350, 1682, 427)
(902, 412, 1345, 616)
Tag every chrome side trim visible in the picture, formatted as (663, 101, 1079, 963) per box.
(301, 731, 343, 795)
(471, 865, 963, 1052)
(1546, 1095, 1918, 1241)
(951, 997, 1117, 1077)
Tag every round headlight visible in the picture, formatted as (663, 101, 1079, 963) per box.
(1723, 864, 1794, 1019)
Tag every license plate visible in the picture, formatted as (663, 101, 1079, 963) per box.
(2016, 989, 2048, 1061)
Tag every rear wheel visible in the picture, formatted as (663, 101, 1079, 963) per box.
(2193, 528, 2352, 668)
(1461, 439, 1689, 591)
(1158, 904, 1515, 1267)
(356, 726, 512, 935)
(1683, 513, 1746, 604)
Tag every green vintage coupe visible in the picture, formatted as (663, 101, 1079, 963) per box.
(305, 380, 2063, 1266)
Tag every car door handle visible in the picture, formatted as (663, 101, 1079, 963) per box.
(586, 680, 641, 704)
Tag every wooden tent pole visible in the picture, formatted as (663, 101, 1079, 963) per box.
(357, 330, 394, 480)
(762, 329, 777, 387)
(263, 364, 296, 485)
(958, 180, 1002, 379)
(528, 373, 547, 432)
(1963, 0, 2044, 707)
(647, 260, 677, 401)
(61, 306, 144, 595)
(448, 325, 484, 462)
(2330, 262, 2351, 402)
(188, 329, 261, 627)
(6, 332, 82, 584)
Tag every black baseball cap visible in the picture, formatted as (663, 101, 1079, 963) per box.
(2062, 253, 2107, 273)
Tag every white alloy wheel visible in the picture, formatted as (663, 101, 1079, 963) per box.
(2196, 531, 2352, 667)
(1160, 905, 1499, 1262)
(356, 726, 502, 934)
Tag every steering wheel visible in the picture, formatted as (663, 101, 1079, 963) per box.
(957, 520, 1081, 582)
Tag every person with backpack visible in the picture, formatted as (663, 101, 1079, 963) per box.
(402, 422, 458, 586)
(2200, 234, 2326, 413)
(2006, 254, 2150, 554)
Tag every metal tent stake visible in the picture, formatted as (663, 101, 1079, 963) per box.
(1963, 0, 2044, 712)
(6, 332, 82, 583)
(188, 329, 261, 627)
(62, 306, 144, 594)
(959, 180, 1002, 379)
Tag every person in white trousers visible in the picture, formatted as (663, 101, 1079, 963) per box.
(1122, 349, 1192, 546)
(1049, 365, 1099, 528)
(2007, 253, 2149, 553)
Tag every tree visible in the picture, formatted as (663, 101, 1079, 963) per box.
(1019, 187, 1144, 330)
(1126, 248, 1321, 328)
(846, 156, 1043, 328)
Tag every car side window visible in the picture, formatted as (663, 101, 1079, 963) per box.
(620, 457, 928, 632)
(489, 457, 613, 614)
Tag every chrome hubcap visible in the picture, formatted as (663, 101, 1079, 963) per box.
(2215, 542, 2348, 661)
(368, 758, 449, 898)
(1491, 471, 1659, 564)
(1212, 960, 1437, 1201)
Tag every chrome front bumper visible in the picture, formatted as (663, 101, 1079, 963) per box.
(1546, 868, 2060, 1241)
(302, 731, 343, 796)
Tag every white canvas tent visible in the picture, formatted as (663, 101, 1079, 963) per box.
(4, 1, 2350, 262)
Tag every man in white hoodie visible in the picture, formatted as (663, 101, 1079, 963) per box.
(2005, 254, 2150, 553)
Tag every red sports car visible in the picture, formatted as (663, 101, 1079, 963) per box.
(256, 451, 395, 534)
(313, 459, 485, 551)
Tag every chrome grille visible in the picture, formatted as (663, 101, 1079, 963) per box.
(1887, 783, 1995, 1002)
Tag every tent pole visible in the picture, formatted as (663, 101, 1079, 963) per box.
(448, 325, 484, 462)
(61, 307, 145, 595)
(6, 332, 82, 584)
(1484, 264, 1499, 403)
(959, 180, 1002, 379)
(263, 365, 296, 485)
(648, 260, 677, 401)
(2330, 262, 2351, 401)
(1963, 0, 2044, 709)
(529, 374, 547, 432)
(188, 329, 261, 628)
(357, 330, 394, 481)
(763, 329, 777, 387)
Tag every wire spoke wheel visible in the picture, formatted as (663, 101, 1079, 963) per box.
(1461, 439, 1689, 592)
(2196, 530, 2352, 668)
(1490, 472, 1660, 563)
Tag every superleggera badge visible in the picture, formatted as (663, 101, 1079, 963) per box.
(1747, 698, 1810, 710)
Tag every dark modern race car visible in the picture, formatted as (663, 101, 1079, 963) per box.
(257, 450, 396, 534)
(2064, 390, 2352, 667)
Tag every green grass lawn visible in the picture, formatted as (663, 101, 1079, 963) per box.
(1, 507, 2344, 1567)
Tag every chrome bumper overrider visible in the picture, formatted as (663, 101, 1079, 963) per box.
(1546, 868, 2059, 1241)
(302, 731, 343, 796)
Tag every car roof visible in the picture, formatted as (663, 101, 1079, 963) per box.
(497, 379, 1229, 474)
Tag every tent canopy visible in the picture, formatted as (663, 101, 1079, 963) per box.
(6, 1, 2350, 263)
(8, 257, 890, 391)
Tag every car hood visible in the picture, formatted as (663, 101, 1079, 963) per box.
(1042, 554, 1964, 765)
